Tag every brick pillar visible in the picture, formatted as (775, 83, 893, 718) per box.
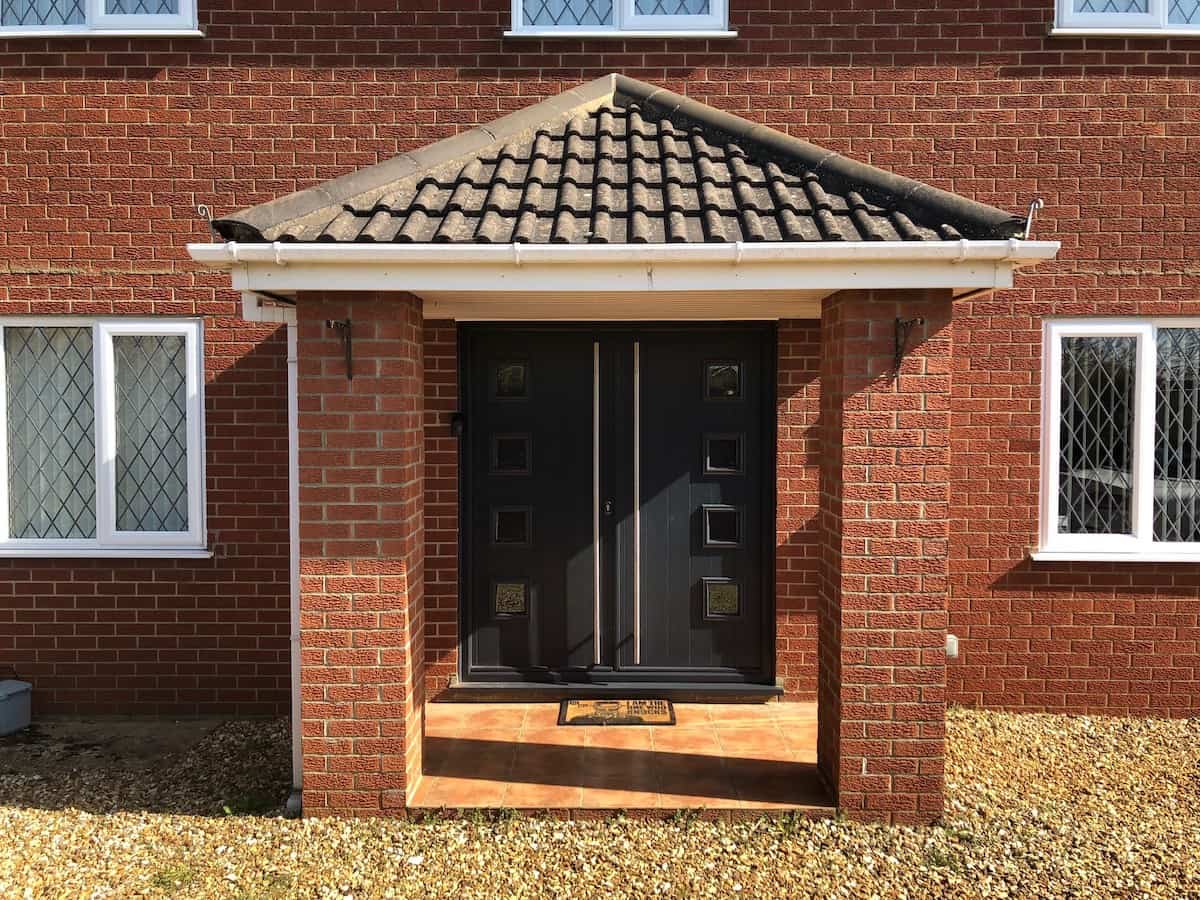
(817, 289, 952, 825)
(296, 292, 425, 817)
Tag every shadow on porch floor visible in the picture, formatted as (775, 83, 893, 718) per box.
(411, 702, 831, 813)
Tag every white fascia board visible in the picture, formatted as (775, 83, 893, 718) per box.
(189, 239, 1060, 297)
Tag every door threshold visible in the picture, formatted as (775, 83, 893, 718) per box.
(440, 681, 784, 703)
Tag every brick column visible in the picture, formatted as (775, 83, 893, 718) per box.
(296, 292, 425, 817)
(817, 289, 953, 825)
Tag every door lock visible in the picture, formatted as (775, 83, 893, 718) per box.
(603, 499, 614, 516)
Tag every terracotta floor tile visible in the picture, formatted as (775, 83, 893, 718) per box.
(584, 728, 654, 750)
(650, 727, 723, 755)
(714, 725, 786, 754)
(521, 726, 587, 748)
(670, 705, 715, 728)
(503, 782, 584, 808)
(580, 785, 662, 809)
(521, 705, 563, 730)
(415, 776, 509, 808)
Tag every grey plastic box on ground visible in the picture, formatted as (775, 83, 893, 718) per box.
(0, 680, 31, 736)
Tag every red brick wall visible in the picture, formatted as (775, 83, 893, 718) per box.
(3, 0, 1198, 716)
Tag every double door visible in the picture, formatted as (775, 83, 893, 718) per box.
(462, 324, 773, 685)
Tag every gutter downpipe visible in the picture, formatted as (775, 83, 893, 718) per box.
(284, 322, 302, 817)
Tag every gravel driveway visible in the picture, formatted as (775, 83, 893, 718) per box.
(0, 708, 1197, 898)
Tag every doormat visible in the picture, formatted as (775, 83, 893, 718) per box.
(558, 699, 675, 726)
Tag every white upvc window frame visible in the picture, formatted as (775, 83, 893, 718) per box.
(0, 0, 197, 37)
(1053, 0, 1200, 34)
(509, 0, 729, 36)
(0, 317, 208, 558)
(1037, 318, 1200, 563)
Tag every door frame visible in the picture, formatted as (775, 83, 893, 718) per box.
(456, 321, 778, 690)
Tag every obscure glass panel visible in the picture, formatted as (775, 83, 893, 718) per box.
(114, 335, 189, 533)
(0, 0, 85, 26)
(105, 0, 178, 11)
(1073, 0, 1148, 10)
(1058, 336, 1135, 535)
(1168, 0, 1200, 23)
(704, 580, 740, 618)
(493, 507, 531, 545)
(523, 0, 613, 26)
(494, 362, 529, 399)
(703, 505, 740, 546)
(635, 0, 709, 12)
(705, 362, 741, 399)
(5, 327, 96, 539)
(491, 434, 530, 474)
(494, 581, 529, 617)
(1154, 328, 1200, 542)
(705, 433, 742, 474)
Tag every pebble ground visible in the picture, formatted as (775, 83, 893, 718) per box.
(1, 708, 1197, 898)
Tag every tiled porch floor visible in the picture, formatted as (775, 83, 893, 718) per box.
(411, 701, 831, 811)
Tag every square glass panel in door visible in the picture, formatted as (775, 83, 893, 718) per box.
(491, 434, 531, 475)
(704, 361, 741, 400)
(704, 433, 743, 474)
(492, 507, 532, 546)
(702, 504, 742, 547)
(491, 361, 530, 400)
(703, 578, 741, 619)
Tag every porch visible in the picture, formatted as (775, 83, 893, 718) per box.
(412, 701, 828, 814)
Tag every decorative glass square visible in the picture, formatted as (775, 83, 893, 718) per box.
(1169, 0, 1200, 23)
(702, 505, 741, 546)
(1072, 0, 1148, 10)
(0, 0, 85, 26)
(493, 362, 529, 400)
(704, 433, 743, 474)
(493, 507, 532, 545)
(703, 579, 740, 619)
(105, 0, 178, 11)
(1058, 336, 1135, 535)
(635, 0, 709, 12)
(1154, 328, 1200, 542)
(114, 335, 189, 533)
(705, 362, 741, 400)
(523, 0, 613, 26)
(491, 434, 531, 475)
(5, 327, 96, 539)
(494, 581, 529, 617)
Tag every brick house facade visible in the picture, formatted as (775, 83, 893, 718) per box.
(2, 1, 1198, 821)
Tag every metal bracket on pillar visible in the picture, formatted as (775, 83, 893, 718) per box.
(894, 316, 925, 374)
(326, 319, 353, 380)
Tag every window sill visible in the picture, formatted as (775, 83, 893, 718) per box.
(0, 28, 205, 39)
(1031, 549, 1200, 564)
(1048, 27, 1200, 38)
(504, 29, 738, 39)
(0, 547, 213, 559)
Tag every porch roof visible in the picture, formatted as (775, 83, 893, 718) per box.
(213, 74, 1028, 247)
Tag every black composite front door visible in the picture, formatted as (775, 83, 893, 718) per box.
(462, 324, 774, 686)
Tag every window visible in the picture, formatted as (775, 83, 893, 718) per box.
(510, 0, 728, 35)
(1039, 320, 1200, 560)
(1055, 0, 1200, 33)
(0, 0, 196, 35)
(0, 319, 206, 556)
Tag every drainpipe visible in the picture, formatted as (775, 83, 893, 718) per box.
(284, 321, 303, 817)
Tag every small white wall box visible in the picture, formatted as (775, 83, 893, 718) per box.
(0, 680, 31, 736)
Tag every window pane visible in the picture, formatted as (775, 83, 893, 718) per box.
(5, 327, 96, 539)
(635, 0, 710, 12)
(1168, 0, 1200, 23)
(114, 335, 189, 532)
(0, 0, 85, 26)
(1073, 0, 1148, 11)
(1154, 328, 1200, 542)
(1058, 336, 1136, 535)
(523, 0, 613, 26)
(105, 0, 179, 12)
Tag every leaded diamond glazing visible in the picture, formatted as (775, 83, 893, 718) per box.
(1073, 0, 1148, 10)
(114, 335, 189, 533)
(634, 0, 710, 14)
(1154, 328, 1200, 542)
(1058, 336, 1136, 535)
(524, 0, 612, 26)
(105, 0, 178, 12)
(1169, 0, 1200, 23)
(5, 327, 96, 540)
(0, 0, 84, 26)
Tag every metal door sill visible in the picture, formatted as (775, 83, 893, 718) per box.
(440, 681, 784, 703)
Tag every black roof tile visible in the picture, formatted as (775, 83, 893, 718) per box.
(214, 74, 1026, 245)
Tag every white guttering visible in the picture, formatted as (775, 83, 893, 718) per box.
(285, 322, 302, 817)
